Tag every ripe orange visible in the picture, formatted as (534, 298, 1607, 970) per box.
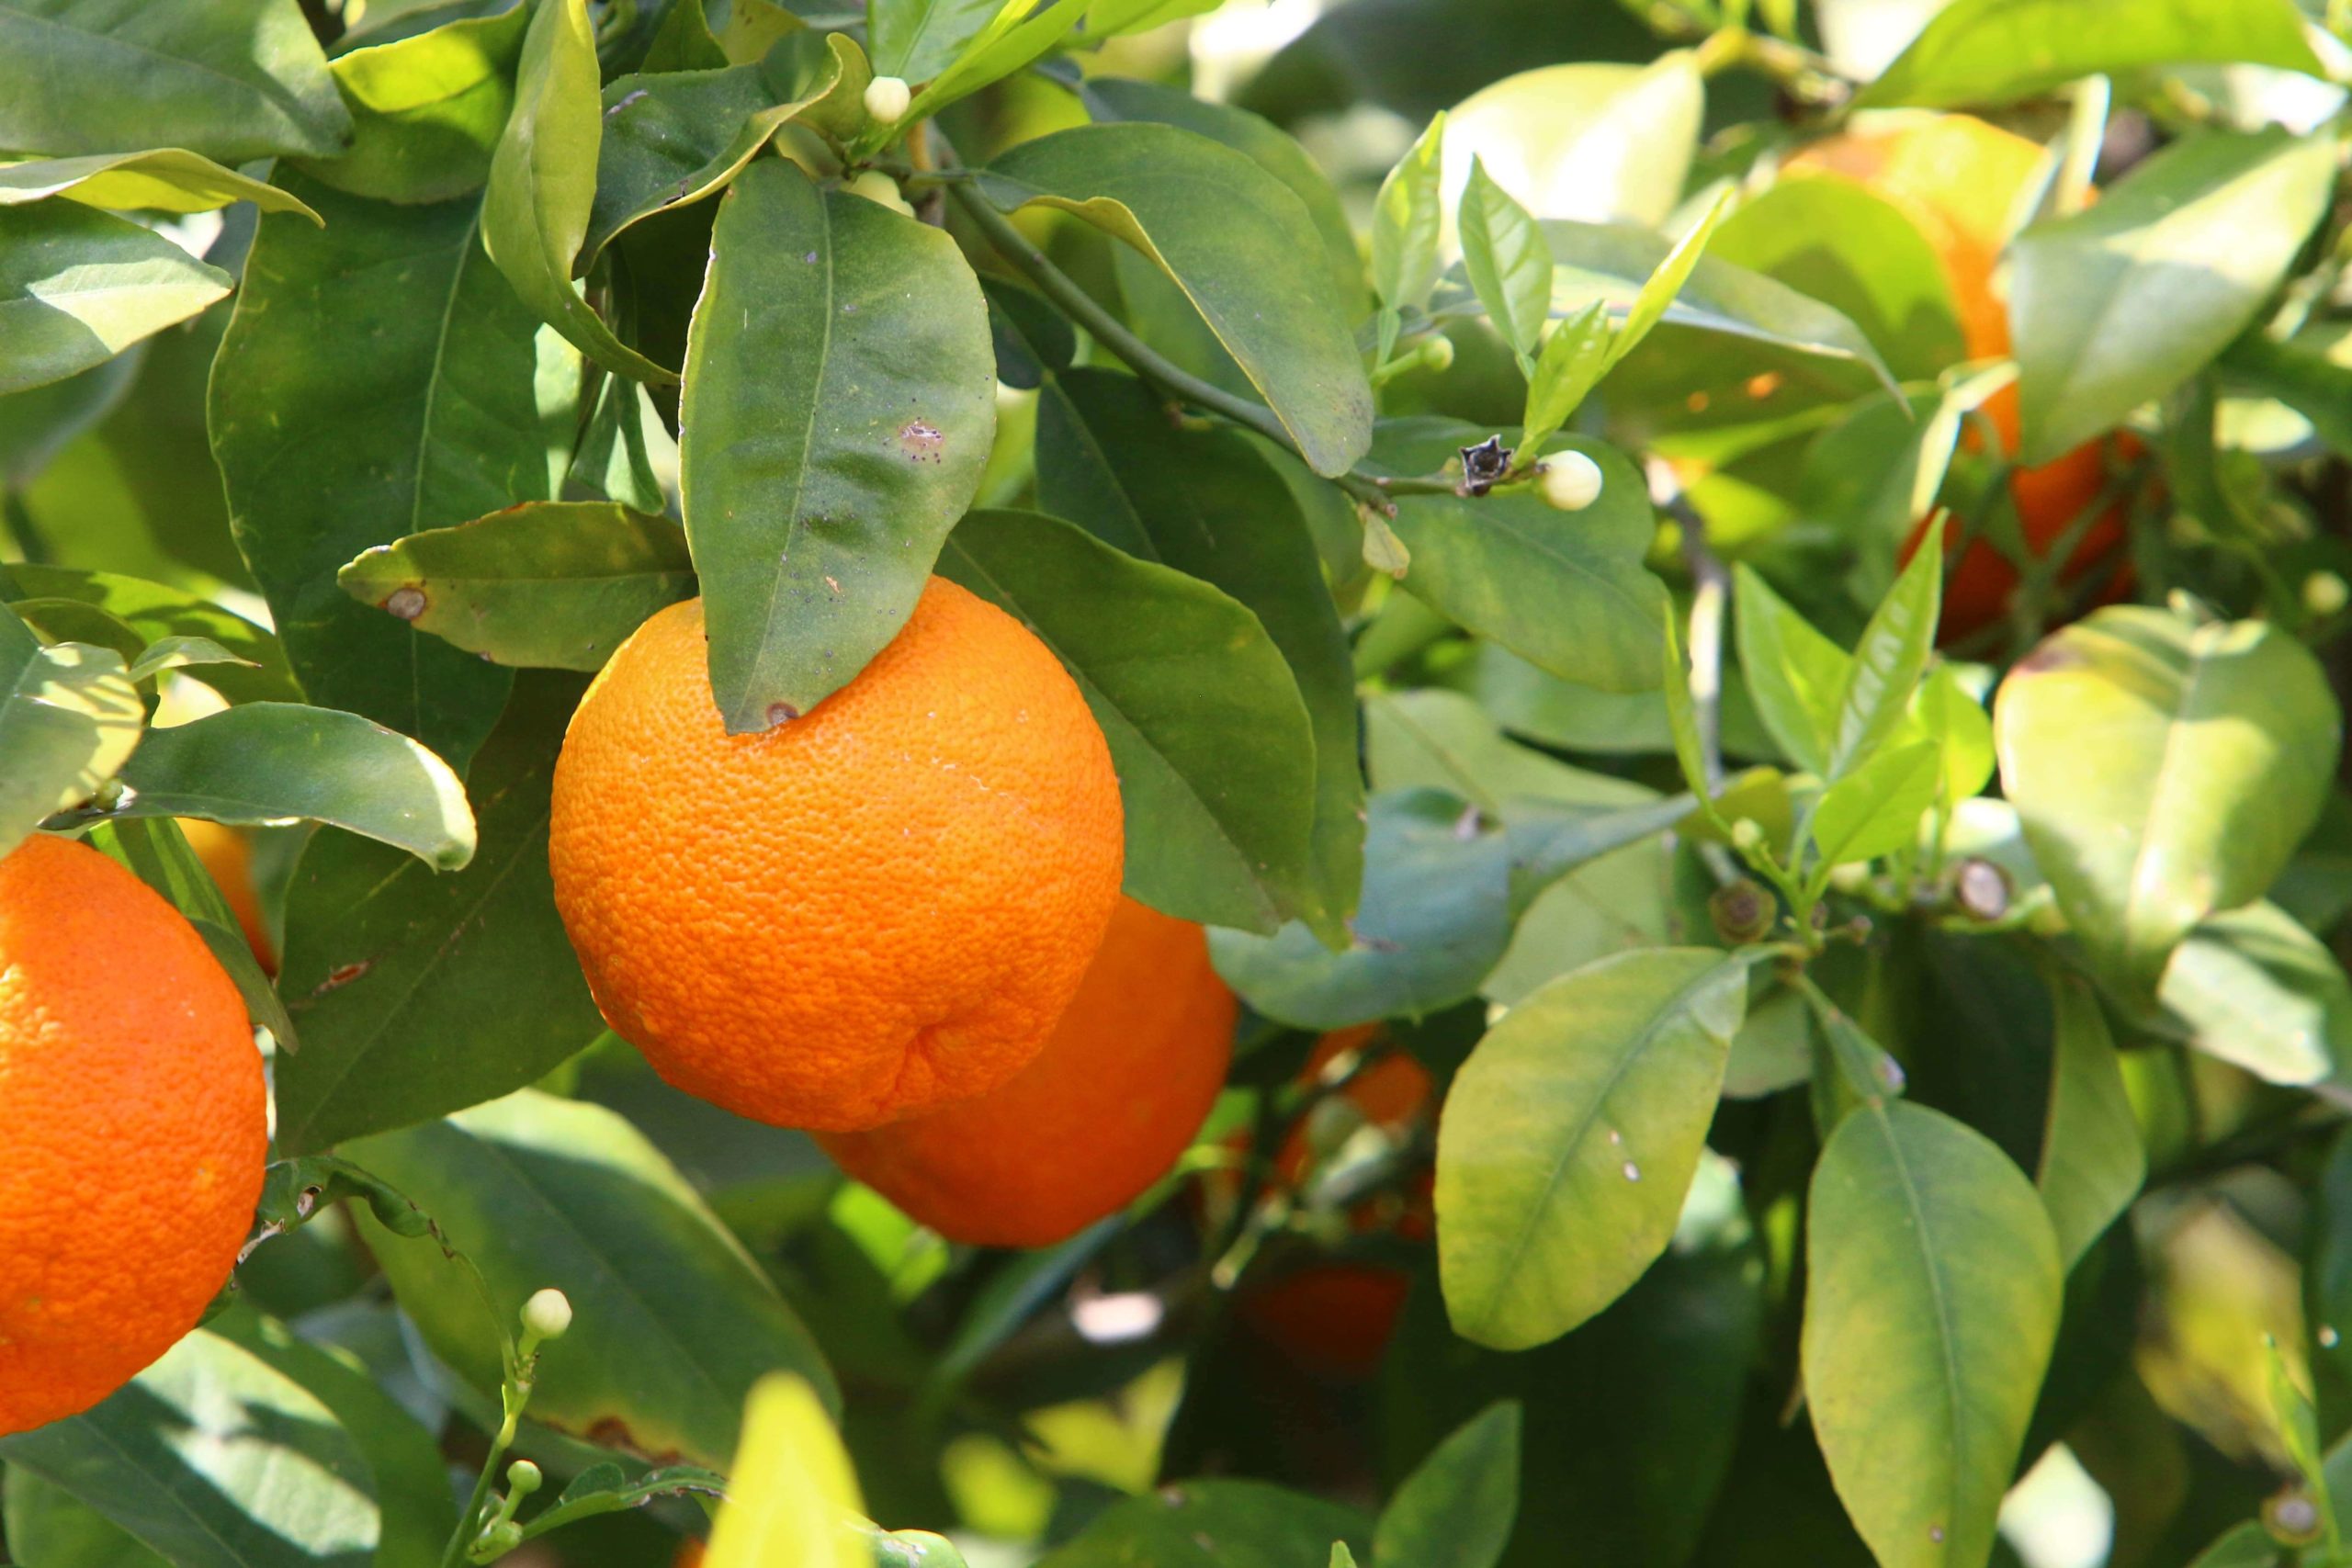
(1238, 1263, 1413, 1382)
(817, 896, 1235, 1247)
(548, 580, 1125, 1133)
(0, 833, 267, 1436)
(178, 817, 275, 974)
(1274, 1024, 1434, 1188)
(1789, 114, 2134, 640)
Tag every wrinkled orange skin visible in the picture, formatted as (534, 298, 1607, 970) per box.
(178, 817, 275, 975)
(1791, 115, 2134, 641)
(0, 835, 266, 1436)
(818, 897, 1234, 1247)
(549, 581, 1125, 1133)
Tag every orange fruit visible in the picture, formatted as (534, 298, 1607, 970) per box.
(1790, 115, 2135, 640)
(1274, 1024, 1433, 1186)
(1238, 1263, 1412, 1382)
(178, 817, 275, 974)
(548, 580, 1125, 1133)
(0, 834, 267, 1436)
(817, 896, 1235, 1247)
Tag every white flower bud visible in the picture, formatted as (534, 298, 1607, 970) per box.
(522, 1287, 571, 1342)
(1538, 451, 1604, 512)
(864, 75, 912, 126)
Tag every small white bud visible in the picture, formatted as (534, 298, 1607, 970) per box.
(1419, 333, 1455, 373)
(864, 75, 912, 126)
(2306, 570, 2348, 617)
(1538, 451, 1604, 512)
(522, 1287, 572, 1342)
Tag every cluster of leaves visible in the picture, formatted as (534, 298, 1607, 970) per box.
(8, 0, 2352, 1565)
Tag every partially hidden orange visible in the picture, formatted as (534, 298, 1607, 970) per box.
(548, 579, 1125, 1133)
(0, 833, 267, 1436)
(1789, 113, 2135, 641)
(178, 817, 275, 974)
(818, 895, 1235, 1247)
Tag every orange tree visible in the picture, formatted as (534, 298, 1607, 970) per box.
(5, 1, 2352, 1565)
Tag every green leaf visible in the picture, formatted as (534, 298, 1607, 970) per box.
(1522, 221, 1900, 401)
(1442, 55, 1703, 231)
(1734, 563, 1848, 776)
(1994, 607, 2340, 997)
(1373, 1402, 1521, 1568)
(1081, 77, 1366, 321)
(1039, 1481, 1370, 1568)
(347, 1088, 838, 1470)
(2, 1470, 170, 1568)
(937, 508, 1317, 933)
(1518, 301, 1611, 455)
(273, 675, 604, 1151)
(204, 1306, 457, 1568)
(978, 122, 1374, 477)
(898, 0, 1084, 127)
(1210, 788, 1512, 1028)
(1369, 421, 1668, 694)
(86, 816, 297, 1050)
(0, 564, 299, 705)
(0, 151, 322, 220)
(0, 1328, 379, 1568)
(1804, 1100, 2063, 1568)
(1916, 664, 1995, 807)
(2183, 1523, 2282, 1568)
(481, 0, 676, 383)
(2222, 326, 2352, 460)
(1458, 157, 1551, 366)
(1610, 187, 1733, 369)
(125, 635, 254, 684)
(983, 276, 1075, 389)
(1708, 177, 1965, 384)
(0, 0, 350, 162)
(1435, 947, 1749, 1349)
(211, 171, 573, 772)
(0, 607, 141, 856)
(583, 51, 839, 267)
(292, 3, 529, 203)
(1372, 111, 1446, 316)
(0, 202, 231, 396)
(682, 160, 994, 733)
(339, 502, 695, 671)
(2010, 129, 2337, 464)
(1828, 514, 1942, 780)
(107, 702, 476, 869)
(1035, 367, 1361, 942)
(2159, 900, 2351, 1086)
(1810, 739, 1939, 870)
(2035, 966, 2143, 1269)
(1856, 0, 2323, 110)
(870, 0, 1002, 80)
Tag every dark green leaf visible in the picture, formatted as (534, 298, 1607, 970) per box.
(1369, 421, 1668, 694)
(481, 0, 675, 381)
(1040, 1481, 1370, 1568)
(939, 508, 1317, 932)
(109, 702, 475, 868)
(682, 160, 995, 731)
(978, 122, 1373, 477)
(869, 0, 1002, 82)
(2035, 966, 2143, 1269)
(347, 1088, 838, 1469)
(1, 1469, 170, 1568)
(1083, 76, 1367, 321)
(0, 0, 351, 161)
(2221, 325, 2352, 459)
(1804, 1100, 2063, 1568)
(211, 171, 569, 771)
(293, 3, 529, 203)
(1435, 948, 1749, 1348)
(983, 276, 1075, 389)
(1208, 789, 1512, 1029)
(0, 1328, 379, 1568)
(1035, 367, 1361, 942)
(0, 202, 231, 396)
(2011, 129, 2336, 464)
(339, 502, 695, 671)
(1995, 607, 2339, 996)
(1373, 1402, 1521, 1568)
(273, 674, 603, 1151)
(0, 604, 141, 855)
(1856, 0, 2323, 110)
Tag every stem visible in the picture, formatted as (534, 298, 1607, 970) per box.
(439, 1359, 535, 1567)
